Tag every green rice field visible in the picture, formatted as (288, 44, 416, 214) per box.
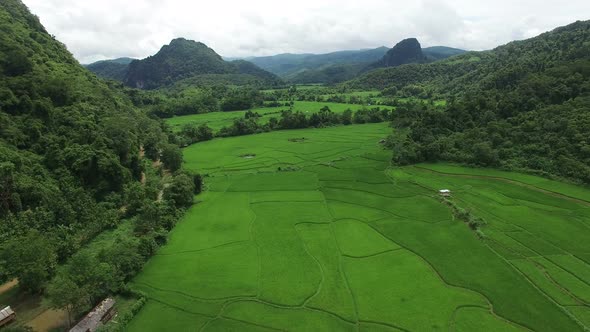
(165, 101, 392, 131)
(128, 123, 590, 331)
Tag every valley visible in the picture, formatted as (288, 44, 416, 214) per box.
(1, 1, 590, 331)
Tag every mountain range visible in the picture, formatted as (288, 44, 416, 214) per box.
(243, 42, 465, 84)
(86, 40, 465, 87)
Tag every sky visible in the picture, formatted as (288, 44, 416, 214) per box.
(22, 0, 590, 64)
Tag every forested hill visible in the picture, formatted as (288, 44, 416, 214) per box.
(123, 38, 282, 89)
(422, 46, 466, 61)
(349, 21, 590, 92)
(0, 0, 187, 292)
(382, 20, 590, 183)
(84, 57, 135, 81)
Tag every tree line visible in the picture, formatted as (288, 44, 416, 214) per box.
(175, 106, 393, 146)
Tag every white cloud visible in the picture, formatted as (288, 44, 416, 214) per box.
(22, 0, 590, 63)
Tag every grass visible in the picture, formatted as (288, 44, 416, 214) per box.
(296, 223, 356, 321)
(416, 163, 590, 202)
(165, 101, 393, 132)
(128, 123, 590, 331)
(453, 306, 523, 332)
(343, 250, 486, 331)
(332, 219, 400, 257)
(125, 300, 211, 331)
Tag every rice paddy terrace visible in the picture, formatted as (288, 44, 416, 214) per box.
(128, 123, 590, 331)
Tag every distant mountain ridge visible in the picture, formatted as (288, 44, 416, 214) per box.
(278, 43, 466, 84)
(245, 47, 390, 77)
(86, 41, 465, 87)
(423, 46, 466, 61)
(363, 39, 466, 73)
(84, 57, 136, 81)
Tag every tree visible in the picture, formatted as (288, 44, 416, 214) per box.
(47, 273, 87, 328)
(135, 200, 161, 234)
(341, 109, 353, 125)
(1, 230, 57, 293)
(192, 173, 203, 194)
(3, 48, 33, 76)
(123, 182, 146, 216)
(473, 142, 499, 166)
(0, 161, 18, 216)
(65, 252, 118, 304)
(98, 237, 144, 281)
(164, 172, 195, 208)
(196, 124, 213, 141)
(160, 143, 183, 172)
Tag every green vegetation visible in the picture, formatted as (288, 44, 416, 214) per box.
(371, 21, 590, 183)
(128, 123, 590, 331)
(123, 38, 281, 89)
(165, 101, 362, 131)
(166, 101, 394, 143)
(84, 58, 135, 81)
(245, 45, 464, 84)
(247, 47, 389, 79)
(2, 0, 590, 330)
(0, 1, 200, 329)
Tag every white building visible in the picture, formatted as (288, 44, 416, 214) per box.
(439, 189, 451, 197)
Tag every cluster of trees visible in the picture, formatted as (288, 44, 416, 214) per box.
(40, 166, 200, 326)
(119, 84, 265, 118)
(178, 124, 214, 146)
(263, 85, 341, 102)
(387, 26, 590, 182)
(215, 106, 392, 138)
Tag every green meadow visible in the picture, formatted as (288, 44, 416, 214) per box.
(165, 101, 392, 131)
(128, 123, 590, 331)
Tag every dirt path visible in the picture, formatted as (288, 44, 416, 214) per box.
(0, 279, 17, 294)
(27, 308, 68, 332)
(413, 166, 590, 207)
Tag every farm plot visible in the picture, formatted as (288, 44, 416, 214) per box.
(128, 124, 590, 331)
